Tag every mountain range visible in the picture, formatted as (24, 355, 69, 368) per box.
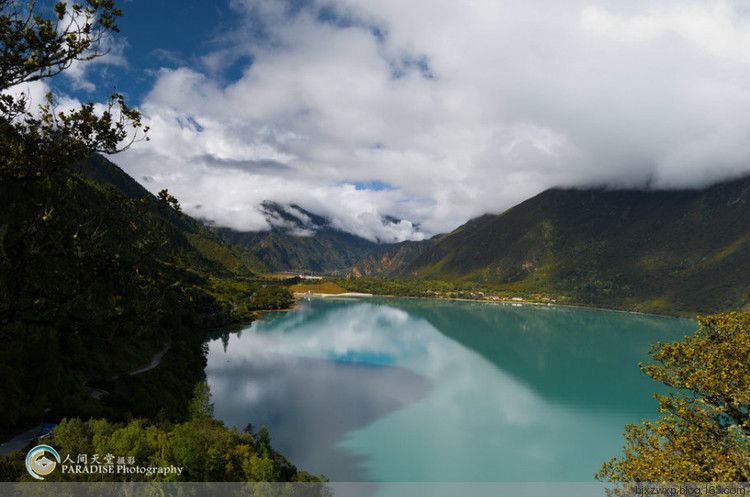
(212, 174, 750, 315)
(73, 157, 750, 315)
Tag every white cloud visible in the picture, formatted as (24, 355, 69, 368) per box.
(581, 2, 750, 62)
(117, 0, 750, 240)
(63, 39, 128, 92)
(4, 80, 52, 114)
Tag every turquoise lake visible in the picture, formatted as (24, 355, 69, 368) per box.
(205, 297, 694, 482)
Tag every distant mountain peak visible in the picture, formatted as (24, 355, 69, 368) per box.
(259, 201, 331, 237)
(258, 200, 423, 243)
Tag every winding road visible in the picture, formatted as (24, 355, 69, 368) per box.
(0, 344, 171, 456)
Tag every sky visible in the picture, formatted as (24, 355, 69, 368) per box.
(30, 0, 750, 242)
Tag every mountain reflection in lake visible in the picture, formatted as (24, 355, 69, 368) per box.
(205, 298, 693, 482)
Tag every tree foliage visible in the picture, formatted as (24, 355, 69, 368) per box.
(0, 417, 323, 482)
(0, 0, 121, 89)
(250, 285, 294, 311)
(158, 188, 181, 213)
(188, 381, 214, 420)
(0, 0, 147, 179)
(598, 313, 750, 482)
(0, 381, 325, 483)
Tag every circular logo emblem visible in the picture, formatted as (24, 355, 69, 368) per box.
(25, 445, 61, 480)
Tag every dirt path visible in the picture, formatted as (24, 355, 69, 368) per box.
(1, 345, 173, 455)
(127, 344, 170, 376)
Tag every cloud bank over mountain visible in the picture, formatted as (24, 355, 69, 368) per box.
(118, 0, 750, 240)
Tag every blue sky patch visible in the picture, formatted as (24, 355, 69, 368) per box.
(351, 180, 396, 192)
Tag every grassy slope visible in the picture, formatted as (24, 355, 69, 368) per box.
(388, 178, 750, 315)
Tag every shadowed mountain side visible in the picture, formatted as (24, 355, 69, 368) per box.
(215, 201, 380, 273)
(215, 201, 430, 274)
(218, 227, 378, 274)
(382, 298, 693, 412)
(76, 155, 267, 274)
(207, 352, 432, 481)
(75, 154, 153, 201)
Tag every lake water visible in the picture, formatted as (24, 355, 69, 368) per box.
(205, 297, 693, 482)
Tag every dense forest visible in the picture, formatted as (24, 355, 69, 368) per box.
(0, 153, 299, 436)
(0, 381, 322, 482)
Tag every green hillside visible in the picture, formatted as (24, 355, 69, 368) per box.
(0, 155, 282, 437)
(354, 178, 750, 315)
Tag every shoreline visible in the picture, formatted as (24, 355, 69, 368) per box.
(297, 292, 695, 321)
(294, 291, 373, 299)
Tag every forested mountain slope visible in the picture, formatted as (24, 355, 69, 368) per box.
(0, 155, 270, 435)
(358, 178, 750, 314)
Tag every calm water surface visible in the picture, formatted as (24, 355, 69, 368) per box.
(205, 298, 693, 482)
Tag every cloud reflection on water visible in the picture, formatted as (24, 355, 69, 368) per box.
(205, 298, 692, 481)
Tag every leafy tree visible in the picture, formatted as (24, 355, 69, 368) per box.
(0, 0, 121, 88)
(250, 285, 294, 310)
(598, 312, 750, 482)
(188, 381, 215, 420)
(158, 188, 181, 213)
(248, 453, 276, 481)
(258, 425, 271, 455)
(0, 0, 147, 179)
